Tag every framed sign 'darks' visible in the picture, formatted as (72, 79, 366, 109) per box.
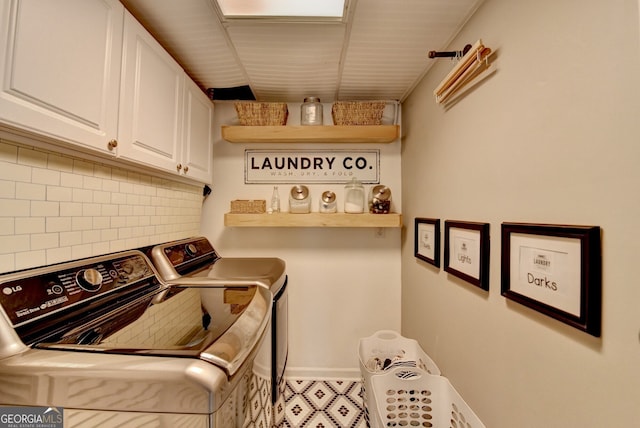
(501, 223, 601, 337)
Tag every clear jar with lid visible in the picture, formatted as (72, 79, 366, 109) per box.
(344, 178, 365, 213)
(369, 185, 392, 214)
(289, 185, 311, 213)
(301, 97, 323, 126)
(319, 191, 337, 213)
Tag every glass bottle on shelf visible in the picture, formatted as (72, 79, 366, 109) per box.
(301, 97, 323, 126)
(369, 185, 392, 214)
(289, 185, 311, 213)
(319, 191, 337, 213)
(344, 178, 364, 213)
(270, 186, 280, 213)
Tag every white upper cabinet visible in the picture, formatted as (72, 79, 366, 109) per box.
(0, 2, 213, 183)
(118, 11, 212, 183)
(182, 78, 214, 183)
(0, 0, 123, 154)
(118, 11, 183, 173)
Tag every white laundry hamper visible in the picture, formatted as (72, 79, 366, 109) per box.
(370, 367, 486, 428)
(358, 330, 441, 428)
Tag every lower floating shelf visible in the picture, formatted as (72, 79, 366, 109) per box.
(224, 212, 403, 228)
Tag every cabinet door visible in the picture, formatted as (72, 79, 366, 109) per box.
(182, 79, 213, 184)
(0, 0, 123, 154)
(118, 11, 184, 174)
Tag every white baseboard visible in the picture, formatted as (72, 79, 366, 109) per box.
(284, 366, 361, 381)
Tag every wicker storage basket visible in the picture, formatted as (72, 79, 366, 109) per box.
(235, 102, 288, 126)
(332, 101, 386, 125)
(230, 200, 266, 214)
(370, 367, 485, 428)
(359, 330, 441, 428)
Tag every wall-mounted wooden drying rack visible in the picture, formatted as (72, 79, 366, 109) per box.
(430, 39, 493, 104)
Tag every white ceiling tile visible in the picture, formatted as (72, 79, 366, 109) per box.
(122, 0, 484, 101)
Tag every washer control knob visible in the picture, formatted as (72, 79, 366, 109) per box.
(76, 268, 103, 292)
(185, 243, 198, 257)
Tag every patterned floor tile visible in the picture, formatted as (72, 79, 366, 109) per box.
(281, 379, 366, 428)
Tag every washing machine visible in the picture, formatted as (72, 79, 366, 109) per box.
(0, 249, 271, 427)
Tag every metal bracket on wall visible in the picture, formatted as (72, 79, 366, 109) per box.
(427, 44, 472, 59)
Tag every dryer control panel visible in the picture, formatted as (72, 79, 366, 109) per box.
(150, 237, 220, 279)
(0, 251, 156, 327)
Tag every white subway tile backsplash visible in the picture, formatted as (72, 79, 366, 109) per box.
(30, 201, 59, 217)
(119, 205, 133, 216)
(0, 139, 202, 274)
(0, 163, 31, 183)
(92, 241, 110, 255)
(110, 193, 127, 205)
(32, 168, 60, 186)
(16, 182, 46, 200)
(82, 230, 101, 244)
(71, 244, 92, 260)
(132, 205, 145, 216)
(0, 254, 15, 272)
(83, 176, 102, 190)
(0, 235, 30, 254)
(118, 227, 132, 239)
(60, 202, 83, 217)
(94, 165, 112, 179)
(59, 231, 82, 247)
(15, 250, 46, 270)
(110, 216, 126, 228)
(0, 218, 14, 235)
(0, 142, 18, 162)
(100, 228, 118, 241)
(126, 194, 140, 205)
(72, 159, 94, 176)
(92, 217, 110, 230)
(102, 179, 119, 192)
(92, 190, 111, 202)
(30, 233, 59, 250)
(82, 203, 101, 217)
(46, 217, 72, 233)
(72, 217, 93, 231)
(47, 153, 74, 172)
(1, 199, 30, 217)
(15, 218, 45, 235)
(46, 247, 72, 264)
(60, 172, 83, 188)
(17, 147, 47, 167)
(72, 188, 93, 203)
(46, 186, 72, 202)
(0, 180, 15, 198)
(101, 204, 118, 216)
(119, 182, 134, 194)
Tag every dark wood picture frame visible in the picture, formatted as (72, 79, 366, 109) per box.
(444, 220, 490, 290)
(414, 218, 440, 267)
(501, 223, 601, 337)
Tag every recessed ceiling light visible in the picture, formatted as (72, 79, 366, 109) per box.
(214, 0, 347, 21)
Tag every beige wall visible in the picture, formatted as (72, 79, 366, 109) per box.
(0, 137, 202, 273)
(201, 101, 403, 377)
(401, 0, 640, 427)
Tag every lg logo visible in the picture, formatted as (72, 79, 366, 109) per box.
(2, 285, 22, 295)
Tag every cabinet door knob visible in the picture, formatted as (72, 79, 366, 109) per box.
(183, 166, 189, 173)
(176, 163, 182, 171)
(107, 139, 118, 151)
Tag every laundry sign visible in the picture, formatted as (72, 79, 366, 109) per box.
(245, 149, 380, 184)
